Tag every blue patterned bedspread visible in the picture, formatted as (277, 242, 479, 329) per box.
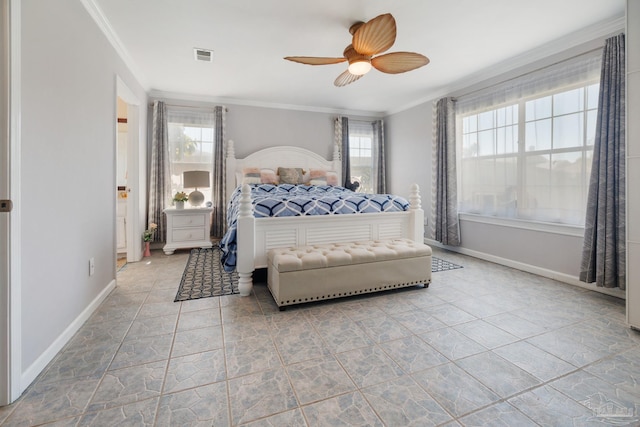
(219, 184, 410, 271)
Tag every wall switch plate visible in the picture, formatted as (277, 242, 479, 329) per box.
(89, 258, 95, 276)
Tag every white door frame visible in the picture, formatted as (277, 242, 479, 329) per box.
(116, 77, 142, 263)
(1, 0, 21, 405)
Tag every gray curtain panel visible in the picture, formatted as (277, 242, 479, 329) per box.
(148, 101, 171, 242)
(580, 33, 626, 290)
(432, 97, 460, 246)
(372, 119, 386, 193)
(211, 106, 226, 238)
(336, 116, 358, 191)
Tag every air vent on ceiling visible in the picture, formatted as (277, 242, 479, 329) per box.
(194, 48, 213, 62)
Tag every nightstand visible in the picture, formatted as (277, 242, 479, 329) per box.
(163, 207, 213, 255)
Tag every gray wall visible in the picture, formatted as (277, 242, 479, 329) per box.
(226, 105, 337, 160)
(21, 0, 147, 378)
(385, 102, 433, 202)
(457, 220, 584, 276)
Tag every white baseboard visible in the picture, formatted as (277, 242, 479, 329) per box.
(425, 239, 625, 300)
(20, 279, 117, 390)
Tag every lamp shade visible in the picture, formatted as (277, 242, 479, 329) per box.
(183, 171, 210, 189)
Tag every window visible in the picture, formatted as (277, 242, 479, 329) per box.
(167, 107, 214, 204)
(348, 121, 375, 193)
(338, 118, 385, 194)
(459, 82, 599, 226)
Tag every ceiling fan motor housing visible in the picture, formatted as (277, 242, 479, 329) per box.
(343, 44, 372, 74)
(284, 13, 429, 86)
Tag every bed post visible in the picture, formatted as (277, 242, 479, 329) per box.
(409, 184, 425, 243)
(237, 184, 255, 296)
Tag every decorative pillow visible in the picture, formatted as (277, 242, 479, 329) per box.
(307, 168, 327, 186)
(277, 167, 305, 184)
(326, 171, 339, 186)
(260, 168, 279, 185)
(242, 167, 261, 184)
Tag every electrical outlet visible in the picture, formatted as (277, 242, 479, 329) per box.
(89, 258, 95, 276)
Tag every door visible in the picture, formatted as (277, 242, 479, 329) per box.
(116, 97, 128, 268)
(1, 0, 21, 405)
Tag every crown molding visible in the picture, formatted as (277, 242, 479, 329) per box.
(80, 0, 149, 91)
(148, 90, 385, 118)
(385, 15, 625, 116)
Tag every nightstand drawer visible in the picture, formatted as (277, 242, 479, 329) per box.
(173, 214, 206, 227)
(172, 228, 206, 242)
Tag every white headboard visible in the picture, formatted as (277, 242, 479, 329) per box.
(225, 140, 342, 203)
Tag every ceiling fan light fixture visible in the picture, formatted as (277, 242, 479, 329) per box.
(348, 59, 372, 75)
(285, 13, 428, 87)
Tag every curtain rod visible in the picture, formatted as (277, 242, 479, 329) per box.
(151, 102, 228, 112)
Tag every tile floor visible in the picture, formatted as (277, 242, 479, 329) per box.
(1, 248, 639, 426)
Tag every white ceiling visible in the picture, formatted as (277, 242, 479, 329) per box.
(90, 0, 625, 115)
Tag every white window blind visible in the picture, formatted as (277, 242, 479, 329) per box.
(456, 50, 601, 115)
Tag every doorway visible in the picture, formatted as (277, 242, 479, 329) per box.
(115, 77, 141, 265)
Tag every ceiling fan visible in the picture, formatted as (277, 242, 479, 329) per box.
(284, 13, 429, 87)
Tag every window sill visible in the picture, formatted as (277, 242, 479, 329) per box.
(458, 213, 584, 237)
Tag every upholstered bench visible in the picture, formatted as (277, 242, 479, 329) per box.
(267, 239, 432, 310)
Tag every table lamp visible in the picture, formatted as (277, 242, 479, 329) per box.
(183, 170, 210, 207)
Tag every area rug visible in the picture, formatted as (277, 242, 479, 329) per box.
(432, 256, 463, 272)
(174, 246, 239, 302)
(175, 248, 463, 302)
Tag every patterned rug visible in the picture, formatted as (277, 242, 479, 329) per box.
(432, 256, 464, 272)
(175, 248, 463, 302)
(174, 246, 239, 301)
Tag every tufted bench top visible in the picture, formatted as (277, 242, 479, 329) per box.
(268, 238, 432, 273)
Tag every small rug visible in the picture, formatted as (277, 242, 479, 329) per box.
(174, 246, 239, 302)
(432, 256, 463, 272)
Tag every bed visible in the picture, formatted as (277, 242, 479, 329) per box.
(221, 140, 425, 296)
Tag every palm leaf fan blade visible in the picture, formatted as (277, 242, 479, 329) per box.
(334, 70, 363, 87)
(352, 13, 396, 56)
(371, 52, 430, 74)
(284, 56, 347, 65)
